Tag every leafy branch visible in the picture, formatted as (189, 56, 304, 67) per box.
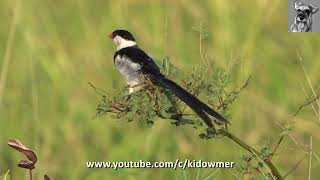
(92, 57, 283, 179)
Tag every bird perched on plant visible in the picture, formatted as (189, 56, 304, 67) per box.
(108, 29, 228, 128)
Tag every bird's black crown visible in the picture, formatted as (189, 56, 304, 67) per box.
(111, 30, 136, 41)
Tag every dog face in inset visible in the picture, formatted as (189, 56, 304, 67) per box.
(290, 1, 319, 32)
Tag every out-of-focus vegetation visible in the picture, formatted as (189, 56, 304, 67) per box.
(0, 0, 319, 179)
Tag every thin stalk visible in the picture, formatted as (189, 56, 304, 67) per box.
(0, 0, 19, 105)
(297, 53, 320, 122)
(220, 129, 283, 180)
(29, 170, 33, 180)
(308, 136, 313, 180)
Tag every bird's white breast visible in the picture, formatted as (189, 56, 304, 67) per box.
(114, 55, 144, 87)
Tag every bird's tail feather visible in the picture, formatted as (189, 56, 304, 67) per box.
(154, 75, 229, 127)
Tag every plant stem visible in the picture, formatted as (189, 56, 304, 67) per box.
(220, 129, 283, 180)
(308, 136, 313, 180)
(29, 170, 32, 180)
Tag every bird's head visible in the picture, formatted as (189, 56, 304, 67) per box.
(108, 30, 137, 50)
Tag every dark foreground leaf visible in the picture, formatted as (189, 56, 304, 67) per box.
(7, 139, 37, 170)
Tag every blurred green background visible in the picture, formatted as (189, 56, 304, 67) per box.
(1, 0, 320, 179)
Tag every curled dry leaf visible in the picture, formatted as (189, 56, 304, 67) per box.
(8, 139, 37, 163)
(44, 174, 51, 180)
(18, 159, 35, 169)
(7, 139, 37, 169)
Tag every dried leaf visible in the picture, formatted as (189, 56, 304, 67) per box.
(17, 159, 35, 170)
(7, 139, 37, 164)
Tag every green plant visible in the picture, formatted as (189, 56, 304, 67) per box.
(91, 57, 283, 179)
(0, 170, 10, 180)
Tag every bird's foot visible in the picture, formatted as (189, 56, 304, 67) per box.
(129, 84, 146, 94)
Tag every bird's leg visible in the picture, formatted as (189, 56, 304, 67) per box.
(129, 87, 135, 94)
(124, 95, 131, 102)
(129, 84, 147, 94)
(121, 85, 130, 93)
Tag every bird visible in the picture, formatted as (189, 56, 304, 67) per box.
(108, 29, 228, 128)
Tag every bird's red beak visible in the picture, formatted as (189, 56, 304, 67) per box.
(107, 33, 113, 40)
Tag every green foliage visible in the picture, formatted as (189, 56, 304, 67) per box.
(260, 147, 269, 158)
(0, 170, 10, 180)
(94, 57, 249, 138)
(93, 60, 288, 179)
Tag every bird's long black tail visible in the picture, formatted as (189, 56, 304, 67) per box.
(154, 75, 228, 128)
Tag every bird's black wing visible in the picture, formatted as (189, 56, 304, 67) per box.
(114, 46, 161, 76)
(114, 46, 228, 127)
